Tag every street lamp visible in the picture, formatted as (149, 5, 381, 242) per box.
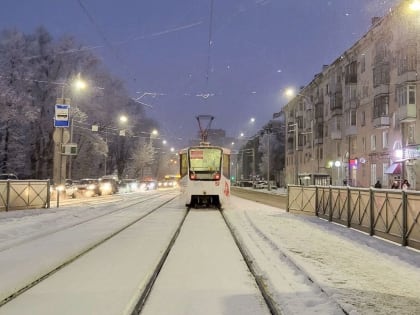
(334, 160, 341, 186)
(409, 0, 420, 11)
(67, 76, 87, 178)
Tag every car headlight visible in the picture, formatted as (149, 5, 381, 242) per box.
(101, 182, 111, 189)
(88, 184, 96, 190)
(56, 185, 65, 192)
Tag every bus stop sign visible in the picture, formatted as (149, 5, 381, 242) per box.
(54, 104, 70, 127)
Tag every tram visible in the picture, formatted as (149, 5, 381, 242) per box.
(179, 144, 231, 209)
(179, 115, 231, 209)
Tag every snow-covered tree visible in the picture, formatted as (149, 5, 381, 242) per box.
(129, 139, 156, 179)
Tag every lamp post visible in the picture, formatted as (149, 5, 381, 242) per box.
(334, 160, 341, 186)
(284, 88, 315, 185)
(67, 77, 87, 180)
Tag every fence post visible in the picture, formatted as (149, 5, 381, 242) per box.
(347, 186, 351, 227)
(369, 188, 374, 236)
(328, 186, 333, 222)
(402, 191, 408, 246)
(6, 180, 10, 212)
(315, 186, 319, 216)
(46, 180, 51, 208)
(286, 185, 290, 212)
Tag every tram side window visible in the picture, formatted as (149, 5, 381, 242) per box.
(180, 153, 188, 177)
(223, 154, 230, 177)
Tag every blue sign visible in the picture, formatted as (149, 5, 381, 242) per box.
(54, 104, 70, 128)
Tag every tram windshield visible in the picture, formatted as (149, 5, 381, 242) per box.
(188, 147, 222, 180)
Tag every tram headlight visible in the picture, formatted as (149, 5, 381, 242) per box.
(213, 173, 220, 180)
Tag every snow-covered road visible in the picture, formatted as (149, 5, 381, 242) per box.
(0, 190, 419, 314)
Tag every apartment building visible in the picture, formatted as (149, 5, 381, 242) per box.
(283, 0, 420, 189)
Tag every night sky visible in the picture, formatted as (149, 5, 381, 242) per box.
(0, 0, 399, 147)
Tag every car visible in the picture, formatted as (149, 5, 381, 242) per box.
(50, 179, 78, 199)
(118, 179, 140, 193)
(0, 173, 18, 180)
(77, 178, 101, 197)
(139, 179, 157, 191)
(158, 179, 177, 189)
(99, 177, 118, 195)
(253, 181, 268, 189)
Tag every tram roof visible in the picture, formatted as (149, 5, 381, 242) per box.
(179, 145, 231, 154)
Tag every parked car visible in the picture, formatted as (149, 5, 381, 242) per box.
(77, 178, 101, 197)
(0, 173, 18, 180)
(253, 181, 268, 189)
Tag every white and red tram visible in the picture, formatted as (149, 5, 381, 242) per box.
(179, 144, 231, 209)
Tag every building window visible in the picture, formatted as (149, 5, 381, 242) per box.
(361, 54, 366, 73)
(373, 95, 389, 118)
(397, 46, 417, 75)
(362, 137, 366, 152)
(382, 130, 389, 148)
(373, 64, 390, 87)
(383, 163, 389, 186)
(397, 84, 416, 106)
(345, 61, 357, 84)
(350, 110, 357, 126)
(361, 111, 366, 126)
(371, 163, 377, 186)
(371, 135, 376, 151)
(408, 124, 415, 144)
(362, 85, 369, 99)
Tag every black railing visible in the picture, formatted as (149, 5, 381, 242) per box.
(287, 185, 420, 250)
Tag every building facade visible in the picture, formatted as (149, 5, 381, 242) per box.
(283, 0, 420, 189)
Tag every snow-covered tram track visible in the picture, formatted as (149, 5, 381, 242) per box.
(0, 193, 169, 253)
(223, 208, 348, 315)
(0, 194, 180, 311)
(137, 209, 273, 315)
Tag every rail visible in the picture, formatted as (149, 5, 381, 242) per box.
(0, 180, 50, 211)
(287, 185, 420, 250)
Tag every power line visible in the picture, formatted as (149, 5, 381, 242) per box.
(205, 0, 215, 90)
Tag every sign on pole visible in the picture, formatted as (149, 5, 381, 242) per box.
(54, 104, 70, 127)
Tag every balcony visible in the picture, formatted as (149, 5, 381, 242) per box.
(373, 116, 390, 128)
(331, 107, 342, 117)
(295, 111, 304, 120)
(373, 84, 389, 96)
(331, 130, 342, 140)
(399, 104, 417, 123)
(314, 138, 323, 145)
(345, 125, 358, 136)
(396, 70, 417, 84)
(344, 98, 359, 110)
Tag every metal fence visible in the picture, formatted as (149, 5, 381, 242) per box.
(287, 185, 420, 250)
(0, 180, 51, 211)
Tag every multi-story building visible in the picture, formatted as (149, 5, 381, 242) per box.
(283, 0, 420, 189)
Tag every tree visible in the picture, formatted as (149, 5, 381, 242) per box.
(129, 140, 156, 179)
(0, 27, 159, 179)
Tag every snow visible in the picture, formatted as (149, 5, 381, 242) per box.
(0, 191, 419, 314)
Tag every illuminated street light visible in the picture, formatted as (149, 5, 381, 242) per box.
(119, 115, 128, 124)
(334, 160, 342, 186)
(409, 0, 420, 11)
(67, 75, 88, 180)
